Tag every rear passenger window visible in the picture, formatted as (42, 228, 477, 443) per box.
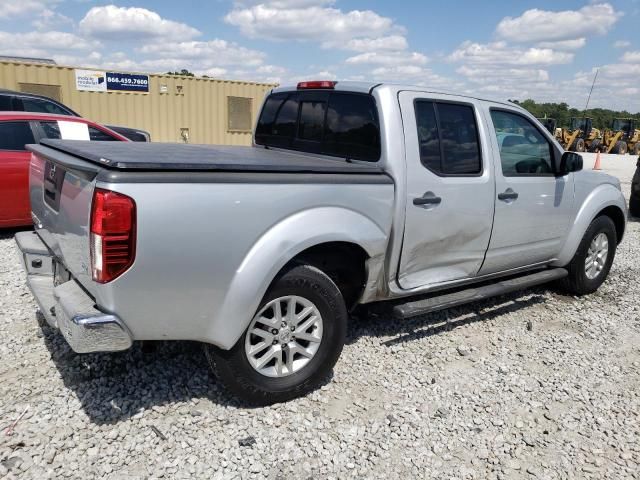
(414, 101, 482, 175)
(0, 122, 35, 150)
(255, 91, 380, 161)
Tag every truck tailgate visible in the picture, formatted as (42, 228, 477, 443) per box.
(27, 144, 99, 297)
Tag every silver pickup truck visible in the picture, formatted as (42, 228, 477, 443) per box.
(16, 81, 627, 404)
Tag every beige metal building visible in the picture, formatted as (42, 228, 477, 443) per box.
(0, 60, 276, 145)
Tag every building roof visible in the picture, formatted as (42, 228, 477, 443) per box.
(0, 55, 56, 65)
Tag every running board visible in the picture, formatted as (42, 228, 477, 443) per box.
(393, 268, 568, 319)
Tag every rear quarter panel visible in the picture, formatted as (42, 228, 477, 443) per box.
(94, 178, 395, 348)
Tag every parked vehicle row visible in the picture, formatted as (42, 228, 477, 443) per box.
(16, 80, 627, 404)
(0, 112, 127, 227)
(551, 115, 640, 155)
(0, 89, 151, 142)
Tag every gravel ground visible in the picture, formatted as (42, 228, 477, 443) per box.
(1, 169, 639, 479)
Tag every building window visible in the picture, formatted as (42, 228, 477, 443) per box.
(228, 96, 252, 132)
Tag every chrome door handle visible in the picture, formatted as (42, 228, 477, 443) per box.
(498, 189, 519, 201)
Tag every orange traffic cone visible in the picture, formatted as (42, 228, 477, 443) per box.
(593, 151, 601, 170)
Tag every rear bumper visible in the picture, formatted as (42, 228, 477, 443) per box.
(15, 231, 132, 353)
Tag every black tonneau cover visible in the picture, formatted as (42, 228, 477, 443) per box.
(35, 139, 384, 174)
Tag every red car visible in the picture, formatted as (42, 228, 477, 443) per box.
(0, 112, 128, 228)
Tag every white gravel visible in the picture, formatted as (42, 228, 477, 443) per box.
(1, 163, 639, 479)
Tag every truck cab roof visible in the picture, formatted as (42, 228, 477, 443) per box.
(271, 81, 522, 110)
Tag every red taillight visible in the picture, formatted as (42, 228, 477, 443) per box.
(90, 188, 136, 283)
(297, 80, 337, 90)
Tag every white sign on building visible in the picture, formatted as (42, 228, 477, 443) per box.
(75, 69, 107, 92)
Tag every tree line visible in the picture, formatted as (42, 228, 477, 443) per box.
(511, 99, 640, 130)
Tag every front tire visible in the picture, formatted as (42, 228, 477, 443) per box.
(614, 141, 627, 155)
(630, 195, 640, 218)
(558, 215, 617, 295)
(205, 264, 347, 405)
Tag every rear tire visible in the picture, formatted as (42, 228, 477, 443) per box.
(205, 264, 347, 405)
(574, 138, 586, 152)
(614, 141, 627, 155)
(558, 215, 617, 295)
(632, 143, 640, 156)
(589, 139, 602, 153)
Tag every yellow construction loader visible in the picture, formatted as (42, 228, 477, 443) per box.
(536, 117, 557, 135)
(602, 118, 640, 155)
(558, 117, 603, 152)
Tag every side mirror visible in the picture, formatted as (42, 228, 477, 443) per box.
(558, 151, 583, 175)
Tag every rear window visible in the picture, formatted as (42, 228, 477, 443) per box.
(0, 122, 35, 151)
(39, 121, 120, 141)
(0, 95, 12, 111)
(20, 97, 72, 116)
(255, 91, 380, 161)
(414, 101, 482, 175)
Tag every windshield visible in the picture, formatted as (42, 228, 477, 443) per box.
(570, 118, 587, 131)
(612, 119, 632, 132)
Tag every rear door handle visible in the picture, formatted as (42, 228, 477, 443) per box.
(498, 189, 519, 201)
(413, 192, 442, 206)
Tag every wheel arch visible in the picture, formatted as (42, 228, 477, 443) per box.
(597, 205, 625, 244)
(553, 184, 627, 267)
(205, 207, 390, 349)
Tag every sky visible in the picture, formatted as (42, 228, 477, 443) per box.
(0, 0, 639, 112)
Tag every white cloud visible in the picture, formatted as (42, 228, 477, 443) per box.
(139, 40, 265, 67)
(449, 41, 573, 66)
(496, 3, 621, 43)
(457, 66, 549, 83)
(256, 64, 287, 75)
(79, 5, 201, 41)
(621, 51, 640, 63)
(536, 38, 586, 51)
(0, 0, 55, 18)
(456, 65, 549, 85)
(199, 67, 228, 78)
(224, 3, 396, 42)
(327, 35, 408, 52)
(568, 65, 640, 110)
(614, 40, 631, 48)
(234, 0, 334, 7)
(32, 9, 73, 30)
(369, 65, 459, 89)
(345, 51, 428, 66)
(0, 30, 99, 59)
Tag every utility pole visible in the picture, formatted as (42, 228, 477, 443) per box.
(584, 69, 599, 112)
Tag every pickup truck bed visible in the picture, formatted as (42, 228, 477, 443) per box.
(37, 139, 385, 174)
